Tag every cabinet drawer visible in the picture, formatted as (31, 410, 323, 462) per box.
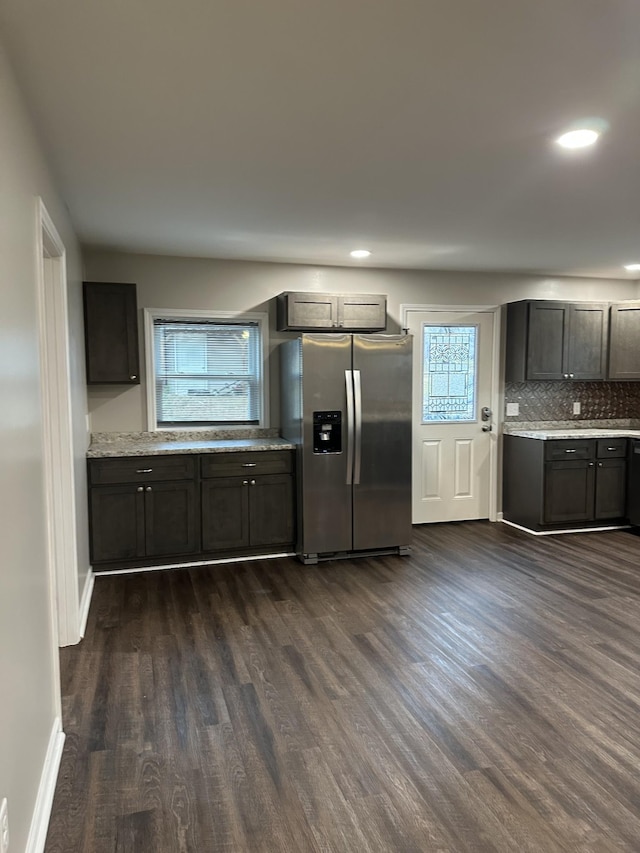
(89, 454, 196, 485)
(596, 438, 627, 459)
(201, 450, 293, 478)
(544, 440, 594, 462)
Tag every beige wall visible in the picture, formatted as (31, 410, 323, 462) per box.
(0, 39, 89, 851)
(84, 249, 639, 432)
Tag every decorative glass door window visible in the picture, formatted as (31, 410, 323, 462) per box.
(422, 325, 478, 422)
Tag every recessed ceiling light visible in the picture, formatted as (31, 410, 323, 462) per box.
(350, 249, 371, 259)
(624, 263, 640, 271)
(555, 128, 600, 149)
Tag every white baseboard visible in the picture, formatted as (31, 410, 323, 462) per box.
(25, 718, 65, 853)
(501, 518, 630, 536)
(78, 569, 94, 638)
(93, 551, 295, 576)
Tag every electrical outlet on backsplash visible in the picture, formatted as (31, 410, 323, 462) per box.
(504, 381, 640, 422)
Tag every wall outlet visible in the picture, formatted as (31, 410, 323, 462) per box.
(506, 402, 519, 417)
(573, 401, 581, 415)
(0, 797, 9, 853)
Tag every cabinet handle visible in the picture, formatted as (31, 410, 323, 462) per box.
(563, 373, 569, 379)
(564, 449, 577, 453)
(250, 479, 256, 486)
(137, 486, 143, 492)
(242, 463, 257, 468)
(598, 462, 603, 467)
(589, 462, 595, 467)
(243, 479, 249, 485)
(607, 447, 619, 451)
(130, 375, 137, 380)
(137, 468, 153, 473)
(145, 486, 152, 492)
(569, 373, 575, 379)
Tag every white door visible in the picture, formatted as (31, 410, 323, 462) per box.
(406, 309, 497, 524)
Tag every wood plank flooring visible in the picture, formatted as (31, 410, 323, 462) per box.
(45, 521, 640, 852)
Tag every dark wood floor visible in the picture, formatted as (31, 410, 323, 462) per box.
(45, 521, 640, 852)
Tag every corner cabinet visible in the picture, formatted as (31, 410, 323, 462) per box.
(83, 281, 140, 384)
(608, 302, 640, 380)
(277, 291, 387, 332)
(88, 449, 295, 570)
(505, 300, 609, 382)
(503, 436, 627, 531)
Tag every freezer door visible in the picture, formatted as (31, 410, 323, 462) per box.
(299, 334, 353, 555)
(352, 334, 413, 550)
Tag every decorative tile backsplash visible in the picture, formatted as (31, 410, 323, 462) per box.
(504, 381, 640, 421)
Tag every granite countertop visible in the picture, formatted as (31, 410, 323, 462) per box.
(87, 429, 295, 458)
(507, 428, 640, 440)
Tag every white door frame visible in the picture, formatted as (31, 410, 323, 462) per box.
(401, 303, 502, 523)
(36, 198, 81, 648)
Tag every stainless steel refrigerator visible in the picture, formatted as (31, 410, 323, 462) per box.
(280, 333, 413, 563)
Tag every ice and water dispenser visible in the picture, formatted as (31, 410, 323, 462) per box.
(313, 411, 342, 453)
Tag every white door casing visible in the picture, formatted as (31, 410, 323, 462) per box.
(36, 199, 82, 649)
(402, 306, 500, 524)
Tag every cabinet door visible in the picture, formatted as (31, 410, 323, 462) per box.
(337, 295, 386, 330)
(279, 292, 339, 330)
(144, 481, 199, 557)
(201, 477, 250, 551)
(89, 485, 145, 563)
(608, 302, 640, 380)
(543, 461, 595, 524)
(83, 282, 140, 384)
(567, 303, 608, 380)
(248, 474, 295, 547)
(594, 459, 626, 519)
(526, 303, 567, 380)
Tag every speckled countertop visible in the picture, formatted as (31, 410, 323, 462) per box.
(503, 419, 640, 440)
(87, 429, 295, 458)
(507, 428, 640, 440)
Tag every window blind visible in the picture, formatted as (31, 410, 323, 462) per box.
(153, 319, 262, 426)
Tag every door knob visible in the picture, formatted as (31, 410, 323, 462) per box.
(482, 424, 492, 432)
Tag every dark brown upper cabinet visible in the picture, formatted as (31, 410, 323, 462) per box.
(277, 291, 387, 332)
(505, 300, 609, 382)
(83, 282, 140, 384)
(608, 301, 640, 380)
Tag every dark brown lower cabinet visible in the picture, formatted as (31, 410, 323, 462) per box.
(503, 435, 627, 531)
(202, 472, 294, 553)
(594, 458, 627, 519)
(143, 481, 199, 557)
(89, 484, 145, 563)
(89, 480, 198, 563)
(543, 460, 596, 525)
(88, 449, 295, 569)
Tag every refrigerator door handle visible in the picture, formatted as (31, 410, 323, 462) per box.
(353, 369, 362, 485)
(345, 369, 355, 485)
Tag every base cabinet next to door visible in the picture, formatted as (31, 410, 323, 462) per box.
(503, 436, 627, 531)
(201, 451, 294, 553)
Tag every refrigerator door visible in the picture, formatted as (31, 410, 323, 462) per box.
(352, 334, 413, 551)
(299, 334, 353, 556)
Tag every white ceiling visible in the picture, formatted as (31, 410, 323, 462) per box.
(2, 0, 640, 278)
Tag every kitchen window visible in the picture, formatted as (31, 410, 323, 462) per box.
(144, 308, 269, 429)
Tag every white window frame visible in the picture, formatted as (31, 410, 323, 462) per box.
(144, 307, 270, 431)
